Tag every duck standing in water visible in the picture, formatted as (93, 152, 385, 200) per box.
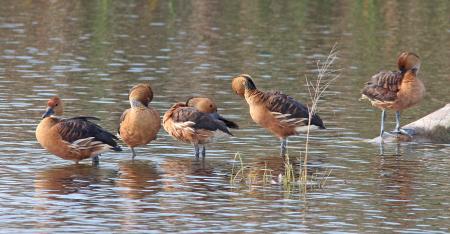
(36, 96, 122, 164)
(118, 83, 161, 159)
(361, 52, 425, 139)
(231, 74, 325, 156)
(163, 99, 234, 158)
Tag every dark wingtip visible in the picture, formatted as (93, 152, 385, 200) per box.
(310, 112, 326, 130)
(218, 124, 234, 136)
(226, 122, 239, 129)
(112, 145, 122, 152)
(218, 116, 239, 129)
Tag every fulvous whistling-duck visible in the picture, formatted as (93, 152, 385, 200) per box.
(35, 96, 122, 164)
(361, 52, 425, 139)
(163, 100, 233, 158)
(231, 74, 325, 156)
(118, 83, 161, 159)
(186, 97, 239, 129)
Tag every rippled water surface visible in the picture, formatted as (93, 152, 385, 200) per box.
(1, 1, 449, 233)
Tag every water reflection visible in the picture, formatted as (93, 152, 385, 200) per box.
(116, 160, 161, 199)
(161, 157, 219, 193)
(374, 153, 423, 229)
(34, 164, 116, 196)
(379, 141, 402, 156)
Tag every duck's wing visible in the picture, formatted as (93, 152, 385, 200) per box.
(264, 91, 325, 129)
(172, 107, 232, 135)
(117, 108, 131, 135)
(69, 116, 101, 121)
(57, 117, 122, 151)
(361, 70, 403, 102)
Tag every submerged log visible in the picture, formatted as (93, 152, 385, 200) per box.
(371, 103, 450, 143)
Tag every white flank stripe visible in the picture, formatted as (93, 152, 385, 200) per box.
(295, 125, 319, 133)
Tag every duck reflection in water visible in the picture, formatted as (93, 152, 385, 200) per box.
(374, 150, 423, 229)
(116, 160, 162, 199)
(161, 157, 224, 193)
(34, 164, 117, 196)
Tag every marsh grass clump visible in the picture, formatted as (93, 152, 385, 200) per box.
(230, 152, 332, 193)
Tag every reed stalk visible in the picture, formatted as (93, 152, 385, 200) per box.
(302, 44, 340, 190)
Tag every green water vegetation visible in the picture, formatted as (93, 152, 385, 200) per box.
(230, 45, 339, 193)
(230, 152, 332, 194)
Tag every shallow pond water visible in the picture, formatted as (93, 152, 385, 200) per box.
(0, 1, 449, 233)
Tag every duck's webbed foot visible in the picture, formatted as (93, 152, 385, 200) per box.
(392, 128, 415, 137)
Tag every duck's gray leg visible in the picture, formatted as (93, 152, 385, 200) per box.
(131, 147, 136, 159)
(280, 138, 287, 157)
(380, 110, 386, 140)
(201, 145, 206, 158)
(393, 111, 414, 136)
(193, 143, 200, 158)
(92, 155, 99, 166)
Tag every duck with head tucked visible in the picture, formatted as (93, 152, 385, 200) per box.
(186, 97, 239, 129)
(360, 52, 425, 139)
(163, 98, 234, 158)
(232, 74, 325, 156)
(36, 96, 122, 164)
(118, 83, 161, 159)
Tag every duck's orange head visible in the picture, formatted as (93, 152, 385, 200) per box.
(129, 83, 153, 107)
(42, 96, 64, 118)
(186, 97, 217, 113)
(231, 74, 257, 97)
(397, 52, 420, 74)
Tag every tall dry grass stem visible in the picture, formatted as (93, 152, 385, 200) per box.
(302, 44, 340, 190)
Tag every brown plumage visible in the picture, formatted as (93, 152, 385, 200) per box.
(361, 52, 425, 139)
(118, 83, 161, 158)
(163, 102, 233, 157)
(35, 96, 122, 164)
(186, 97, 239, 129)
(231, 74, 325, 156)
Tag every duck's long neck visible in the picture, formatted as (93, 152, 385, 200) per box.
(402, 71, 419, 83)
(130, 99, 147, 108)
(244, 88, 264, 104)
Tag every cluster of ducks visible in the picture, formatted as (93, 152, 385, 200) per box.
(35, 52, 425, 164)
